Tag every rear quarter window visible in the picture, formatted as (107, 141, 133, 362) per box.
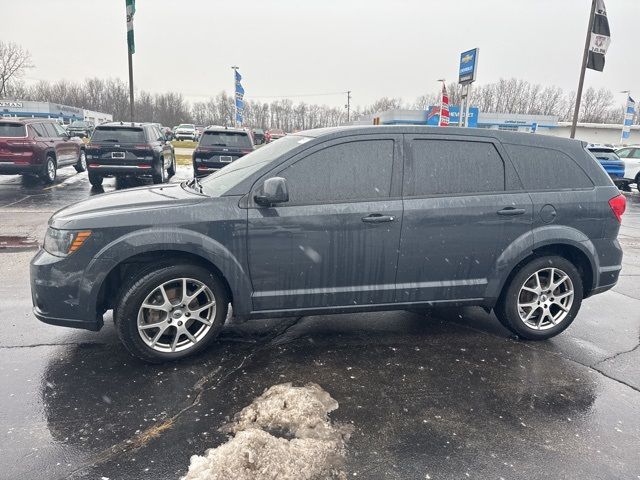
(504, 144, 593, 190)
(0, 123, 26, 137)
(409, 139, 505, 196)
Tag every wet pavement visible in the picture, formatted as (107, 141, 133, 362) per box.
(0, 168, 639, 479)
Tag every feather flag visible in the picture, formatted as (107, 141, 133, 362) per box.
(439, 82, 450, 127)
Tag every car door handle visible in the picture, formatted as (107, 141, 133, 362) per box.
(362, 214, 395, 223)
(497, 207, 526, 216)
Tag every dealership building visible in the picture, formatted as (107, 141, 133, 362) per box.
(355, 108, 639, 145)
(0, 100, 112, 125)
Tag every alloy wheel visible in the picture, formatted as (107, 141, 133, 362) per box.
(137, 278, 216, 353)
(517, 267, 574, 330)
(47, 159, 56, 181)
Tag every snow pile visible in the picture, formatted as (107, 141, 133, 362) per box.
(182, 383, 352, 480)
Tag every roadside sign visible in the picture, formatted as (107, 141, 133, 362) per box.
(427, 106, 479, 128)
(531, 122, 538, 133)
(459, 48, 479, 84)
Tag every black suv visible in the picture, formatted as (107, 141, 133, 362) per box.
(67, 120, 94, 138)
(31, 126, 625, 363)
(192, 126, 254, 177)
(85, 122, 176, 187)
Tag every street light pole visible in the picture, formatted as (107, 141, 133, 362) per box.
(346, 91, 351, 123)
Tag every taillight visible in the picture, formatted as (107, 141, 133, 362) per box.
(241, 149, 252, 154)
(134, 144, 151, 151)
(608, 194, 626, 223)
(87, 143, 100, 149)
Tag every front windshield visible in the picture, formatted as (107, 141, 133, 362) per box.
(198, 135, 307, 197)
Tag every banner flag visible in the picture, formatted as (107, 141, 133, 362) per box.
(126, 0, 136, 54)
(235, 69, 244, 125)
(621, 96, 636, 142)
(587, 0, 610, 71)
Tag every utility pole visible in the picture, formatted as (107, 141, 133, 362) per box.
(345, 91, 351, 123)
(570, 0, 597, 139)
(127, 52, 134, 122)
(125, 0, 136, 122)
(231, 66, 239, 127)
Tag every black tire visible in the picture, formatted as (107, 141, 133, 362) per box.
(635, 173, 640, 193)
(114, 262, 228, 363)
(74, 150, 87, 173)
(495, 255, 583, 340)
(88, 171, 103, 187)
(40, 155, 57, 184)
(152, 158, 166, 184)
(167, 154, 176, 178)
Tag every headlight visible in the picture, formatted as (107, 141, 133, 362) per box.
(43, 228, 92, 257)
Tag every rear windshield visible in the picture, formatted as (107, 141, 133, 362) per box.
(178, 124, 195, 129)
(200, 131, 252, 148)
(0, 123, 26, 137)
(91, 127, 146, 143)
(70, 121, 90, 127)
(588, 150, 620, 161)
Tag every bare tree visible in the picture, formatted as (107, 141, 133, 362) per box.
(0, 41, 34, 97)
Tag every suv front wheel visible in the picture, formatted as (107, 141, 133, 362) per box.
(495, 256, 583, 340)
(114, 263, 228, 362)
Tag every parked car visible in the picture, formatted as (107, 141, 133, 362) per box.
(265, 128, 286, 143)
(252, 128, 265, 145)
(0, 118, 86, 183)
(30, 126, 625, 362)
(192, 126, 254, 177)
(67, 120, 95, 138)
(174, 124, 197, 142)
(587, 145, 625, 181)
(195, 125, 205, 141)
(85, 122, 176, 187)
(615, 145, 640, 191)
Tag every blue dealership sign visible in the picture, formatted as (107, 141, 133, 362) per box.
(459, 48, 479, 84)
(427, 106, 479, 128)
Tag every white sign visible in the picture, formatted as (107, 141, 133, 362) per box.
(0, 101, 23, 108)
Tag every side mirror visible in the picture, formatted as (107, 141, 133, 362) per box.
(254, 177, 289, 206)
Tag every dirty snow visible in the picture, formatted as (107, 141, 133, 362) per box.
(182, 383, 352, 480)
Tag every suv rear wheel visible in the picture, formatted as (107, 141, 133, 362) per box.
(88, 171, 103, 187)
(114, 263, 228, 363)
(74, 150, 87, 173)
(40, 155, 57, 184)
(495, 255, 583, 340)
(153, 158, 167, 184)
(167, 155, 176, 178)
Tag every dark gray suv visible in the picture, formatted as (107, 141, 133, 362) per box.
(30, 126, 626, 362)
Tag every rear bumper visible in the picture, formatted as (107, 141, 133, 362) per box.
(587, 238, 623, 298)
(87, 164, 154, 176)
(0, 162, 41, 175)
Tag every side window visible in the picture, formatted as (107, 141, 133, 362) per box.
(409, 139, 505, 196)
(505, 144, 593, 190)
(616, 148, 631, 158)
(279, 139, 394, 204)
(31, 123, 47, 138)
(631, 149, 640, 159)
(52, 123, 67, 137)
(42, 123, 59, 138)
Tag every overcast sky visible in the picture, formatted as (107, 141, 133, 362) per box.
(3, 0, 638, 108)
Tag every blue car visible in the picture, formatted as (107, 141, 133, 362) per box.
(587, 146, 625, 179)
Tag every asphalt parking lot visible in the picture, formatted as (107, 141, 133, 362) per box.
(0, 166, 639, 479)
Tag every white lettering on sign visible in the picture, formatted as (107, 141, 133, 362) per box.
(0, 101, 23, 108)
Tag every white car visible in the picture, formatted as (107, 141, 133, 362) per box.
(174, 123, 197, 141)
(615, 146, 640, 191)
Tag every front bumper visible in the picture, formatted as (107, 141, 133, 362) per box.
(30, 248, 104, 331)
